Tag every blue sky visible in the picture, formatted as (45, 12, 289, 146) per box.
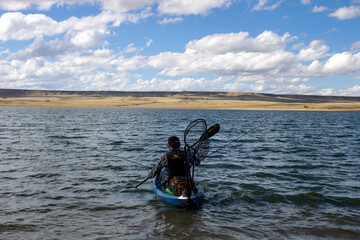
(0, 0, 360, 96)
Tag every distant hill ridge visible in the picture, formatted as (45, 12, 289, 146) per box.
(0, 89, 186, 97)
(1, 88, 359, 103)
(0, 89, 231, 98)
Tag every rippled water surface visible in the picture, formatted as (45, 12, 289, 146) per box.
(0, 107, 359, 239)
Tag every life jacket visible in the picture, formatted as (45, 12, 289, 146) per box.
(166, 149, 186, 180)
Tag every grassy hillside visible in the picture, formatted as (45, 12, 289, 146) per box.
(1, 89, 360, 111)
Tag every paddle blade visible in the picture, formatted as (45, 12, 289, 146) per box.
(206, 123, 220, 139)
(199, 123, 220, 141)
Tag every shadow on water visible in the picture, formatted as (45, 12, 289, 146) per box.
(149, 208, 201, 239)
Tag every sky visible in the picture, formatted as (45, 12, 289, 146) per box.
(0, 0, 360, 96)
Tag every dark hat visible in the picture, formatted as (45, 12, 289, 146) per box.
(168, 136, 180, 149)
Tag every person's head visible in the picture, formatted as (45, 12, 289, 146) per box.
(168, 136, 180, 149)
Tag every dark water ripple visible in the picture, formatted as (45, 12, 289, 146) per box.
(0, 107, 359, 239)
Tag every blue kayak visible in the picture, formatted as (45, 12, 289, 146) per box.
(153, 178, 204, 208)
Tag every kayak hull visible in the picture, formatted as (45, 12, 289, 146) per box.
(153, 178, 204, 208)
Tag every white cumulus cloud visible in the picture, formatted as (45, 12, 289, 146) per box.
(303, 52, 360, 77)
(111, 55, 147, 71)
(351, 41, 360, 52)
(252, 0, 284, 11)
(312, 6, 328, 13)
(102, 0, 155, 12)
(297, 40, 329, 61)
(1, 9, 154, 60)
(148, 31, 295, 76)
(329, 5, 360, 20)
(70, 29, 108, 48)
(11, 37, 74, 60)
(146, 39, 153, 47)
(123, 43, 141, 54)
(0, 0, 234, 16)
(338, 86, 360, 96)
(128, 77, 219, 91)
(146, 30, 360, 90)
(0, 12, 65, 41)
(322, 52, 360, 75)
(300, 0, 311, 5)
(0, 48, 123, 90)
(185, 31, 290, 55)
(157, 0, 231, 15)
(0, 0, 97, 11)
(157, 17, 184, 24)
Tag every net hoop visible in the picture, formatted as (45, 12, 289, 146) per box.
(184, 119, 209, 164)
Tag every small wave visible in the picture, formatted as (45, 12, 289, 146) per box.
(123, 147, 145, 152)
(285, 192, 360, 207)
(0, 223, 37, 233)
(240, 193, 256, 203)
(201, 163, 245, 169)
(332, 152, 347, 157)
(278, 164, 329, 170)
(212, 187, 360, 207)
(0, 168, 17, 173)
(27, 173, 61, 178)
(16, 192, 43, 198)
(287, 147, 314, 154)
(49, 135, 85, 139)
(218, 195, 236, 205)
(300, 227, 360, 239)
(103, 165, 126, 171)
(282, 171, 317, 181)
(260, 193, 288, 203)
(77, 177, 109, 183)
(84, 205, 126, 211)
(43, 195, 65, 200)
(240, 183, 266, 191)
(253, 147, 281, 153)
(1, 176, 17, 180)
(253, 171, 279, 178)
(108, 140, 125, 146)
(68, 128, 83, 131)
(334, 134, 353, 138)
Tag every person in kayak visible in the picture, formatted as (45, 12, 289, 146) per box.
(147, 136, 187, 187)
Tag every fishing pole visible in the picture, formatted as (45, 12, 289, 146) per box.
(207, 118, 268, 158)
(126, 177, 149, 189)
(71, 140, 152, 169)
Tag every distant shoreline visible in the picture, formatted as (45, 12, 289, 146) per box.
(1, 89, 360, 111)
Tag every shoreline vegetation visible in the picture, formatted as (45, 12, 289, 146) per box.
(1, 89, 360, 111)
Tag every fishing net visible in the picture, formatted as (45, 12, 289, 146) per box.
(184, 119, 209, 163)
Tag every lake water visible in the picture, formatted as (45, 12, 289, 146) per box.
(0, 107, 359, 239)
